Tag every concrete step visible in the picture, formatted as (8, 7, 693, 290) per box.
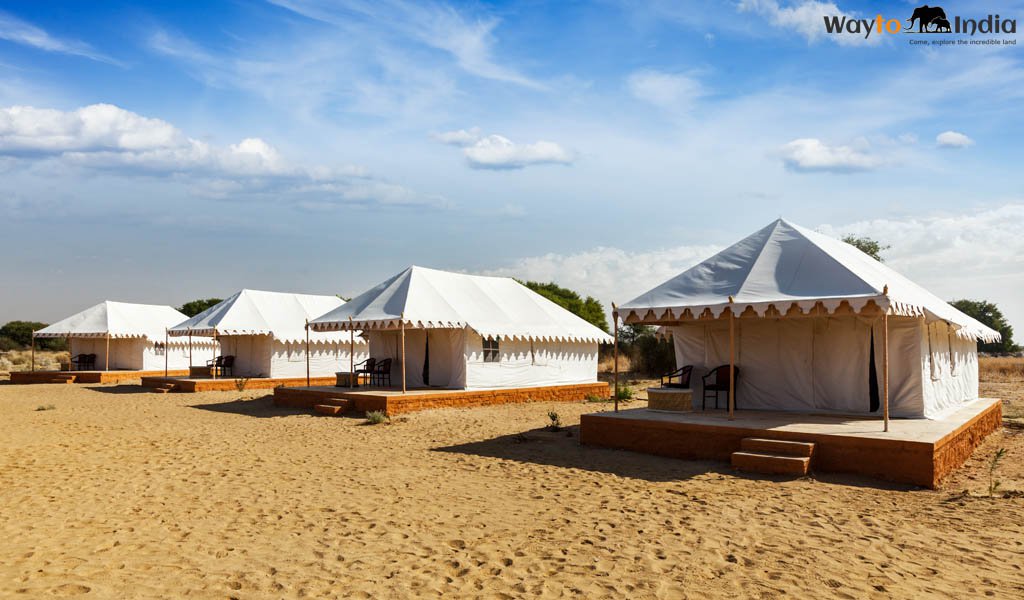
(740, 438, 815, 458)
(314, 398, 354, 409)
(731, 451, 810, 476)
(314, 403, 349, 416)
(151, 383, 177, 394)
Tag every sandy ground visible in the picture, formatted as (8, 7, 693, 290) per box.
(1, 381, 1022, 599)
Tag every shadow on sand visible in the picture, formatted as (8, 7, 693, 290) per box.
(83, 384, 151, 394)
(433, 425, 918, 489)
(189, 394, 309, 418)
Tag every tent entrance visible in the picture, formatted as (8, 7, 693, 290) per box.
(868, 329, 880, 412)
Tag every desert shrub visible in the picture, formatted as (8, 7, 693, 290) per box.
(989, 447, 1008, 498)
(35, 404, 56, 411)
(365, 410, 389, 425)
(585, 393, 605, 403)
(234, 378, 250, 392)
(615, 385, 634, 401)
(0, 336, 20, 351)
(547, 411, 562, 431)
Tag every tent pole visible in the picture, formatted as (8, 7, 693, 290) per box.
(31, 331, 36, 372)
(728, 298, 735, 421)
(188, 329, 193, 371)
(66, 335, 71, 372)
(349, 316, 355, 389)
(883, 312, 890, 433)
(105, 333, 110, 371)
(305, 319, 311, 387)
(211, 328, 217, 380)
(164, 328, 169, 377)
(400, 313, 407, 394)
(612, 304, 619, 412)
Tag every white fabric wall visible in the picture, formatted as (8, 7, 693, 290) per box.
(920, 321, 980, 418)
(141, 340, 213, 371)
(464, 331, 599, 390)
(70, 338, 213, 371)
(268, 339, 366, 378)
(367, 329, 466, 389)
(667, 315, 976, 418)
(217, 335, 273, 377)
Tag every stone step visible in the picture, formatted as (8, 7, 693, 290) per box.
(314, 398, 354, 409)
(731, 451, 810, 476)
(314, 403, 350, 416)
(740, 438, 815, 458)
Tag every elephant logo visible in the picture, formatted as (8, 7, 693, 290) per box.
(907, 5, 948, 32)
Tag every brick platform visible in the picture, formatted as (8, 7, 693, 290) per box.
(579, 398, 1002, 488)
(140, 375, 338, 392)
(274, 382, 610, 416)
(10, 369, 190, 385)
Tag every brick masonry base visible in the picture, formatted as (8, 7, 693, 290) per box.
(11, 370, 190, 384)
(579, 401, 1002, 489)
(140, 375, 338, 392)
(274, 382, 610, 416)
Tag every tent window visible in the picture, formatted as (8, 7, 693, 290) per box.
(154, 342, 166, 356)
(483, 337, 500, 363)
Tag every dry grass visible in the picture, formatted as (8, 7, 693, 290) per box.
(597, 353, 632, 374)
(980, 356, 1024, 383)
(0, 350, 68, 378)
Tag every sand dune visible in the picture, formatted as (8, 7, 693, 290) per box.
(1, 381, 1022, 598)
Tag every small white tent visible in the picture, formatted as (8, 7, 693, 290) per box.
(168, 290, 366, 379)
(34, 301, 214, 371)
(309, 266, 613, 390)
(620, 219, 1000, 419)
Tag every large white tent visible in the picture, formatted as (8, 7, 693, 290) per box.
(309, 266, 613, 390)
(168, 289, 365, 379)
(620, 219, 1000, 420)
(33, 301, 214, 371)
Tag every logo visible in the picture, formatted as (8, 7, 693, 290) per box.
(823, 5, 1017, 41)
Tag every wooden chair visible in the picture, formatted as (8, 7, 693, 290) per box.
(702, 365, 739, 410)
(353, 358, 376, 386)
(220, 356, 235, 377)
(661, 365, 693, 388)
(372, 358, 392, 387)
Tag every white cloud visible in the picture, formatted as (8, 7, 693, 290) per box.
(627, 70, 704, 112)
(463, 135, 574, 170)
(778, 138, 882, 172)
(433, 127, 481, 146)
(434, 129, 574, 169)
(936, 130, 974, 148)
(738, 0, 871, 46)
(0, 11, 121, 65)
(485, 205, 1024, 333)
(0, 103, 446, 210)
(267, 0, 541, 88)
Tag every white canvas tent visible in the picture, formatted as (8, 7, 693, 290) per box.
(33, 301, 214, 371)
(168, 289, 366, 379)
(619, 219, 1000, 421)
(309, 266, 613, 390)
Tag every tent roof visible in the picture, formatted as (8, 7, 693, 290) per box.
(309, 266, 613, 344)
(34, 301, 189, 339)
(168, 289, 354, 343)
(620, 218, 1000, 342)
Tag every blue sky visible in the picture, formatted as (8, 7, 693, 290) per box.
(1, 0, 1022, 335)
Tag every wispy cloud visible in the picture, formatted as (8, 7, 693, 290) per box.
(0, 103, 448, 210)
(627, 69, 704, 112)
(266, 0, 542, 88)
(737, 0, 873, 46)
(0, 10, 122, 65)
(434, 128, 574, 170)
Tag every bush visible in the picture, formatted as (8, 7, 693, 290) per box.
(585, 393, 606, 403)
(0, 336, 20, 351)
(547, 411, 562, 431)
(365, 410, 389, 425)
(234, 378, 250, 392)
(615, 385, 634, 401)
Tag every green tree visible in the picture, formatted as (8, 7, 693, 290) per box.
(0, 321, 65, 350)
(949, 299, 1019, 353)
(178, 298, 223, 317)
(519, 281, 609, 333)
(842, 235, 890, 262)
